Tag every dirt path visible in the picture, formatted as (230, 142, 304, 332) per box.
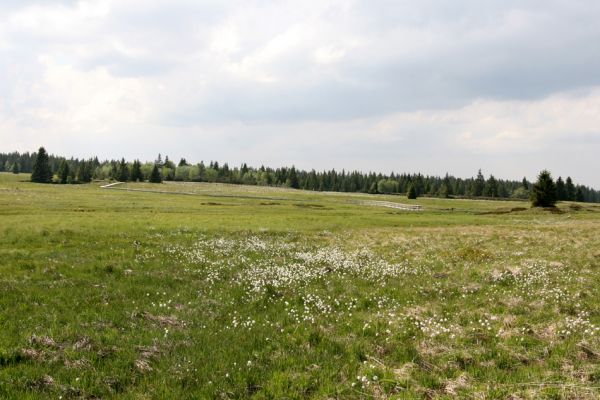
(100, 182, 126, 189)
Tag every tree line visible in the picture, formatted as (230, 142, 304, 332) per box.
(3, 147, 599, 203)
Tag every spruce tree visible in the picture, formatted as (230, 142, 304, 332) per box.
(117, 158, 130, 182)
(531, 170, 557, 207)
(58, 160, 70, 184)
(149, 164, 162, 183)
(109, 162, 118, 180)
(407, 183, 417, 199)
(473, 169, 485, 197)
(131, 160, 143, 182)
(287, 166, 299, 189)
(484, 175, 499, 197)
(576, 187, 585, 202)
(31, 147, 53, 183)
(11, 162, 19, 174)
(555, 177, 566, 200)
(440, 174, 453, 198)
(77, 161, 92, 183)
(565, 177, 575, 201)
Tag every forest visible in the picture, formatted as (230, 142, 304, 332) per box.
(1, 148, 598, 203)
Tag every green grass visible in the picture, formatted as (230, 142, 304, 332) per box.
(1, 172, 599, 399)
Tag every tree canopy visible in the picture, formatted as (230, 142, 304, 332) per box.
(149, 164, 162, 183)
(30, 147, 53, 183)
(531, 170, 557, 207)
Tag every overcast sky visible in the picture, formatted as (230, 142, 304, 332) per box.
(1, 1, 599, 187)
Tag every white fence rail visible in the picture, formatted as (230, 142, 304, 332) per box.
(359, 200, 423, 211)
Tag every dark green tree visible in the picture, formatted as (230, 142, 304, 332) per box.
(31, 147, 53, 183)
(484, 175, 499, 197)
(164, 156, 175, 169)
(555, 177, 566, 200)
(58, 160, 70, 184)
(109, 162, 118, 180)
(117, 158, 129, 182)
(440, 173, 453, 198)
(77, 161, 93, 183)
(130, 159, 143, 182)
(68, 162, 76, 183)
(531, 170, 557, 207)
(287, 166, 299, 189)
(178, 158, 189, 167)
(576, 187, 585, 202)
(11, 162, 19, 174)
(565, 177, 575, 201)
(407, 183, 417, 199)
(472, 169, 485, 197)
(149, 164, 162, 183)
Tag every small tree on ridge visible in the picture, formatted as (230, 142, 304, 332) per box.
(149, 164, 162, 183)
(31, 147, 53, 183)
(531, 170, 557, 207)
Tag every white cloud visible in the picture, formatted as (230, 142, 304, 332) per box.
(38, 58, 150, 130)
(0, 0, 599, 187)
(7, 0, 110, 38)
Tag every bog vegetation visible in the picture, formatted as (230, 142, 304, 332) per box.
(0, 171, 599, 399)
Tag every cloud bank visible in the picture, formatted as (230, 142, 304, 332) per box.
(1, 0, 599, 186)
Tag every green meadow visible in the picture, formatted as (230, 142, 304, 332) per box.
(1, 172, 599, 399)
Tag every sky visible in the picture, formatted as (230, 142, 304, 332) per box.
(1, 0, 599, 187)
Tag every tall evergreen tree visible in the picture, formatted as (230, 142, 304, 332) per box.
(130, 160, 143, 182)
(484, 175, 499, 197)
(531, 170, 557, 207)
(576, 187, 585, 202)
(565, 177, 576, 201)
(287, 166, 299, 189)
(58, 160, 70, 184)
(555, 177, 566, 200)
(473, 169, 485, 197)
(440, 173, 453, 198)
(149, 164, 162, 183)
(117, 158, 130, 182)
(109, 162, 118, 180)
(31, 147, 53, 183)
(11, 162, 19, 174)
(407, 183, 417, 199)
(77, 161, 93, 183)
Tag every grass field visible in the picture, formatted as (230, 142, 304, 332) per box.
(1, 172, 599, 399)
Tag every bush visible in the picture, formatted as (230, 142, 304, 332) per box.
(511, 187, 529, 200)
